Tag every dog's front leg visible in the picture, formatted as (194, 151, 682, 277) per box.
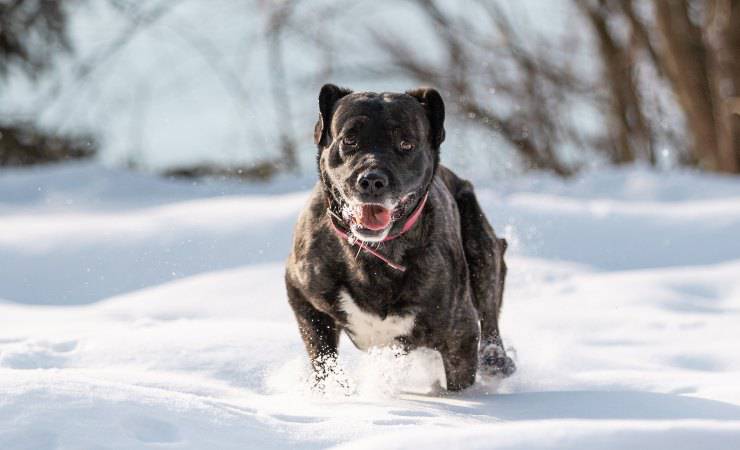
(439, 331, 479, 391)
(286, 285, 349, 391)
(293, 302, 340, 369)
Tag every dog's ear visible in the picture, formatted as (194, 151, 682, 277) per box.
(406, 87, 445, 149)
(314, 83, 352, 146)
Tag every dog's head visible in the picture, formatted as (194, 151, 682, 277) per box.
(314, 84, 445, 242)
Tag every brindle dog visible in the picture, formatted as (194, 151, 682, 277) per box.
(285, 84, 515, 391)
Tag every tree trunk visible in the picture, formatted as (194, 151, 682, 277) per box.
(706, 0, 740, 172)
(580, 0, 653, 165)
(653, 0, 731, 171)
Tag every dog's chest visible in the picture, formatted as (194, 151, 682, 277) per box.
(338, 289, 415, 351)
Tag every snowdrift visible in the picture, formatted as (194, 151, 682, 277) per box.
(2, 163, 740, 449)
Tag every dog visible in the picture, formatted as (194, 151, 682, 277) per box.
(285, 84, 515, 391)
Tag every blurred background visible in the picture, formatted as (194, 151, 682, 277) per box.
(3, 4, 740, 445)
(2, 0, 739, 181)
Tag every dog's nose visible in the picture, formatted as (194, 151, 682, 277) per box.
(356, 170, 389, 196)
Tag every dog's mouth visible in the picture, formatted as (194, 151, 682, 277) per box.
(338, 191, 420, 242)
(344, 203, 395, 242)
(354, 204, 392, 231)
(337, 186, 420, 242)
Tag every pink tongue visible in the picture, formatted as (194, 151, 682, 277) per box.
(359, 205, 391, 230)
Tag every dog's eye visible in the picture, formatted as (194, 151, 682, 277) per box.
(342, 136, 357, 146)
(400, 140, 415, 151)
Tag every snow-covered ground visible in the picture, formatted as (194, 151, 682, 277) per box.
(2, 163, 740, 449)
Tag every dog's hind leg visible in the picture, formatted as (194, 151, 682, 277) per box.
(451, 177, 516, 378)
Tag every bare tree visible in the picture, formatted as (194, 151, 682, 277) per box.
(373, 0, 740, 176)
(578, 0, 655, 165)
(0, 0, 70, 80)
(578, 0, 740, 173)
(265, 0, 299, 172)
(374, 0, 597, 176)
(0, 0, 97, 166)
(599, 0, 740, 172)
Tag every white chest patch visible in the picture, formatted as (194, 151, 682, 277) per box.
(338, 289, 415, 351)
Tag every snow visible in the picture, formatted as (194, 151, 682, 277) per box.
(2, 163, 740, 449)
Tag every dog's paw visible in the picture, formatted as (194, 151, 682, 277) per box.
(308, 360, 356, 397)
(309, 375, 355, 397)
(479, 343, 516, 378)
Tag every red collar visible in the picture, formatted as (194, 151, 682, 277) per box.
(327, 192, 429, 272)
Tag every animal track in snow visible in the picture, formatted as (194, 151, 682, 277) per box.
(670, 354, 725, 372)
(271, 414, 327, 424)
(124, 416, 181, 444)
(373, 419, 419, 426)
(388, 410, 437, 418)
(0, 339, 78, 369)
(661, 282, 724, 314)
